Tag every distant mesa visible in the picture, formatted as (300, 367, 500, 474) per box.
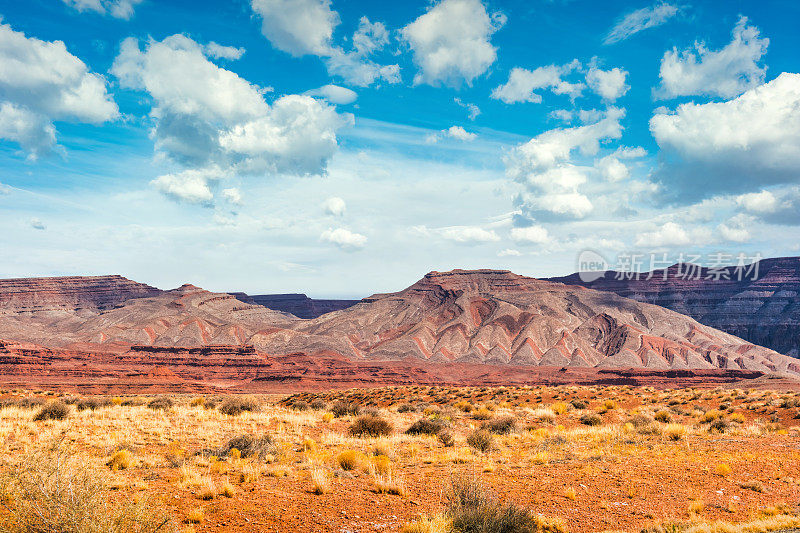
(230, 292, 359, 319)
(0, 265, 798, 392)
(547, 256, 800, 358)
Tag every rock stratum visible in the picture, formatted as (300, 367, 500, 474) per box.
(547, 256, 800, 358)
(0, 269, 798, 392)
(230, 292, 359, 319)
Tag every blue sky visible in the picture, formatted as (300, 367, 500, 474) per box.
(1, 0, 799, 297)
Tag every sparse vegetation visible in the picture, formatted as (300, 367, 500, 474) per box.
(348, 414, 393, 437)
(32, 400, 69, 421)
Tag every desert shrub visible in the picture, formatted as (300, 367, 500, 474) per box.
(290, 400, 309, 411)
(708, 417, 729, 433)
(14, 397, 45, 409)
(580, 413, 602, 426)
(654, 410, 673, 423)
(362, 407, 381, 418)
(348, 415, 393, 437)
(438, 430, 455, 447)
(0, 439, 172, 532)
(107, 449, 133, 471)
(218, 397, 259, 416)
(215, 434, 274, 460)
(147, 397, 173, 411)
(310, 399, 327, 411)
(76, 397, 111, 411)
(446, 476, 566, 533)
(336, 450, 366, 471)
(570, 399, 588, 410)
(33, 400, 70, 421)
(627, 413, 654, 428)
(466, 429, 494, 453)
(396, 403, 417, 413)
(121, 397, 145, 407)
(406, 418, 447, 436)
(481, 416, 516, 435)
(471, 407, 492, 420)
(331, 401, 360, 418)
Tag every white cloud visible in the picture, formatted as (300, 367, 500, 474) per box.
(426, 125, 478, 143)
(249, 0, 338, 57)
(401, 0, 506, 88)
(439, 225, 500, 244)
(594, 146, 645, 182)
(322, 196, 346, 216)
(650, 73, 800, 201)
(586, 66, 629, 101)
(0, 103, 57, 159)
(635, 221, 691, 247)
(325, 49, 401, 87)
(498, 248, 521, 257)
(305, 84, 357, 105)
(657, 16, 768, 99)
(203, 42, 246, 60)
(151, 167, 226, 206)
(604, 2, 680, 44)
(111, 34, 351, 200)
(491, 61, 584, 104)
(737, 187, 800, 225)
(507, 107, 625, 221)
(510, 225, 550, 244)
(29, 218, 46, 230)
(352, 16, 389, 56)
(0, 21, 118, 157)
(737, 190, 777, 213)
(507, 107, 625, 175)
(454, 98, 480, 120)
(718, 214, 752, 242)
(222, 187, 242, 205)
(320, 227, 367, 250)
(445, 126, 476, 141)
(61, 0, 143, 19)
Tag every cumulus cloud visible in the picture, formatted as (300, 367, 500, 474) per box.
(111, 34, 351, 202)
(604, 2, 680, 44)
(305, 84, 357, 105)
(203, 42, 245, 60)
(737, 187, 800, 225)
(151, 167, 227, 206)
(586, 66, 629, 101)
(506, 107, 625, 222)
(454, 98, 480, 120)
(320, 17, 400, 87)
(657, 16, 768, 99)
(718, 214, 752, 242)
(320, 227, 366, 250)
(635, 221, 691, 247)
(0, 22, 118, 158)
(322, 196, 346, 216)
(594, 146, 645, 182)
(222, 187, 242, 205)
(425, 125, 477, 143)
(510, 225, 550, 244)
(498, 248, 521, 257)
(492, 60, 584, 104)
(249, 0, 338, 57)
(401, 0, 506, 88)
(29, 218, 46, 230)
(650, 73, 800, 202)
(439, 225, 500, 244)
(61, 0, 143, 19)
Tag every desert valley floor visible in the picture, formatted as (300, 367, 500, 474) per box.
(1, 384, 800, 533)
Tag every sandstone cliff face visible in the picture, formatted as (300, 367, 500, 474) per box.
(547, 257, 800, 358)
(252, 269, 800, 375)
(0, 275, 162, 313)
(0, 270, 797, 376)
(230, 293, 359, 319)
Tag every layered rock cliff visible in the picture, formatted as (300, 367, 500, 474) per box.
(0, 275, 162, 313)
(547, 257, 800, 357)
(230, 292, 359, 319)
